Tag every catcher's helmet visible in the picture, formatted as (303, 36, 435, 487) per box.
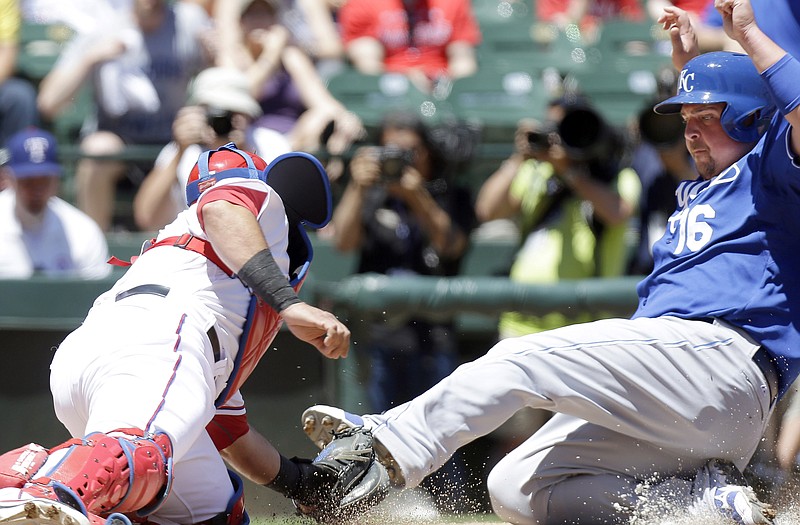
(186, 143, 267, 206)
(654, 51, 776, 143)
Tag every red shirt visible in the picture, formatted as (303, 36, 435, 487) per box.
(339, 0, 482, 79)
(537, 0, 644, 23)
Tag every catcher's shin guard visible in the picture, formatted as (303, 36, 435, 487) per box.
(29, 429, 173, 517)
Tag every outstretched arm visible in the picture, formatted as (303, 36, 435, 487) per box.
(717, 0, 800, 152)
(203, 199, 350, 359)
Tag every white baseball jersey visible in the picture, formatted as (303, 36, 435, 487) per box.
(0, 190, 110, 279)
(49, 175, 291, 524)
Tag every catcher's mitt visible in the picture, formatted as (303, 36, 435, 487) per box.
(295, 427, 390, 523)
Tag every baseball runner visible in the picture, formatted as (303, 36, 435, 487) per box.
(0, 144, 370, 525)
(299, 0, 800, 523)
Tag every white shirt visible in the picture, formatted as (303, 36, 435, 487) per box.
(0, 190, 111, 279)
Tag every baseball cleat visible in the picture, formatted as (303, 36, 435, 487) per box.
(301, 405, 366, 450)
(691, 459, 776, 525)
(0, 499, 90, 525)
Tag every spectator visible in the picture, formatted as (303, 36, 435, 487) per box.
(476, 96, 641, 339)
(0, 0, 39, 145)
(536, 0, 644, 43)
(214, 0, 345, 76)
(337, 0, 481, 93)
(645, 0, 708, 23)
(628, 100, 695, 275)
(20, 0, 126, 36)
(280, 0, 346, 77)
(0, 127, 110, 279)
(132, 66, 266, 231)
(330, 110, 474, 509)
(217, 0, 363, 171)
(36, 0, 213, 231)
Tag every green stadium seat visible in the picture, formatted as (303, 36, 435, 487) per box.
(564, 66, 659, 127)
(591, 18, 673, 74)
(16, 22, 73, 83)
(446, 69, 550, 143)
(478, 19, 591, 77)
(325, 69, 438, 131)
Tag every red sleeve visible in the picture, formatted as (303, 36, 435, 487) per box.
(449, 0, 482, 45)
(207, 413, 250, 451)
(196, 185, 268, 230)
(338, 0, 377, 44)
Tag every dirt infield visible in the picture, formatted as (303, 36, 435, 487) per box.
(250, 483, 800, 524)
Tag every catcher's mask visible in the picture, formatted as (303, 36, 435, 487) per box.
(185, 143, 332, 228)
(185, 143, 267, 206)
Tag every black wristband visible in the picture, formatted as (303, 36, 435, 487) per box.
(264, 454, 302, 498)
(237, 248, 301, 313)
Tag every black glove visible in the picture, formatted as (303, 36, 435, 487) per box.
(295, 427, 391, 524)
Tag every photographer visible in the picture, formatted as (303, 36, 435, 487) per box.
(628, 100, 696, 275)
(330, 110, 474, 511)
(475, 96, 640, 455)
(133, 67, 271, 231)
(477, 96, 641, 338)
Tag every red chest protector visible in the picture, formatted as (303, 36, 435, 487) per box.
(111, 149, 332, 409)
(214, 224, 313, 407)
(118, 226, 314, 408)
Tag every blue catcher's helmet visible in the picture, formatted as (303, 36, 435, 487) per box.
(185, 143, 267, 206)
(654, 51, 776, 143)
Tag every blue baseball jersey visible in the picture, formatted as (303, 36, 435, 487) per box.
(633, 115, 800, 397)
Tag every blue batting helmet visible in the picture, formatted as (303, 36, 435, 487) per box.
(654, 51, 776, 143)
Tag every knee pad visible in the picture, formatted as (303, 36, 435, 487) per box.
(0, 443, 49, 488)
(34, 428, 173, 517)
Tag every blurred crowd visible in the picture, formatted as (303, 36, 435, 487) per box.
(3, 0, 799, 510)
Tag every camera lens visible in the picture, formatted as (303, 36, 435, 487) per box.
(558, 108, 602, 150)
(639, 110, 685, 148)
(206, 108, 234, 136)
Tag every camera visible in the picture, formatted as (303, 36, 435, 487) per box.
(556, 107, 618, 163)
(206, 108, 235, 136)
(526, 125, 556, 151)
(638, 107, 685, 148)
(378, 145, 415, 181)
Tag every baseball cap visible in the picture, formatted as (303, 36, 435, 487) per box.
(3, 127, 62, 178)
(188, 67, 263, 118)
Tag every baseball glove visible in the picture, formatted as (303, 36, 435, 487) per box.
(295, 427, 391, 524)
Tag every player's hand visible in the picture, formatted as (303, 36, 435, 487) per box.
(659, 6, 699, 70)
(714, 0, 756, 44)
(280, 303, 350, 359)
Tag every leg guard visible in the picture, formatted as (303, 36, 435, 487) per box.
(31, 429, 172, 517)
(0, 444, 49, 488)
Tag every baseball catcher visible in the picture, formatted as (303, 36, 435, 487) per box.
(0, 143, 359, 525)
